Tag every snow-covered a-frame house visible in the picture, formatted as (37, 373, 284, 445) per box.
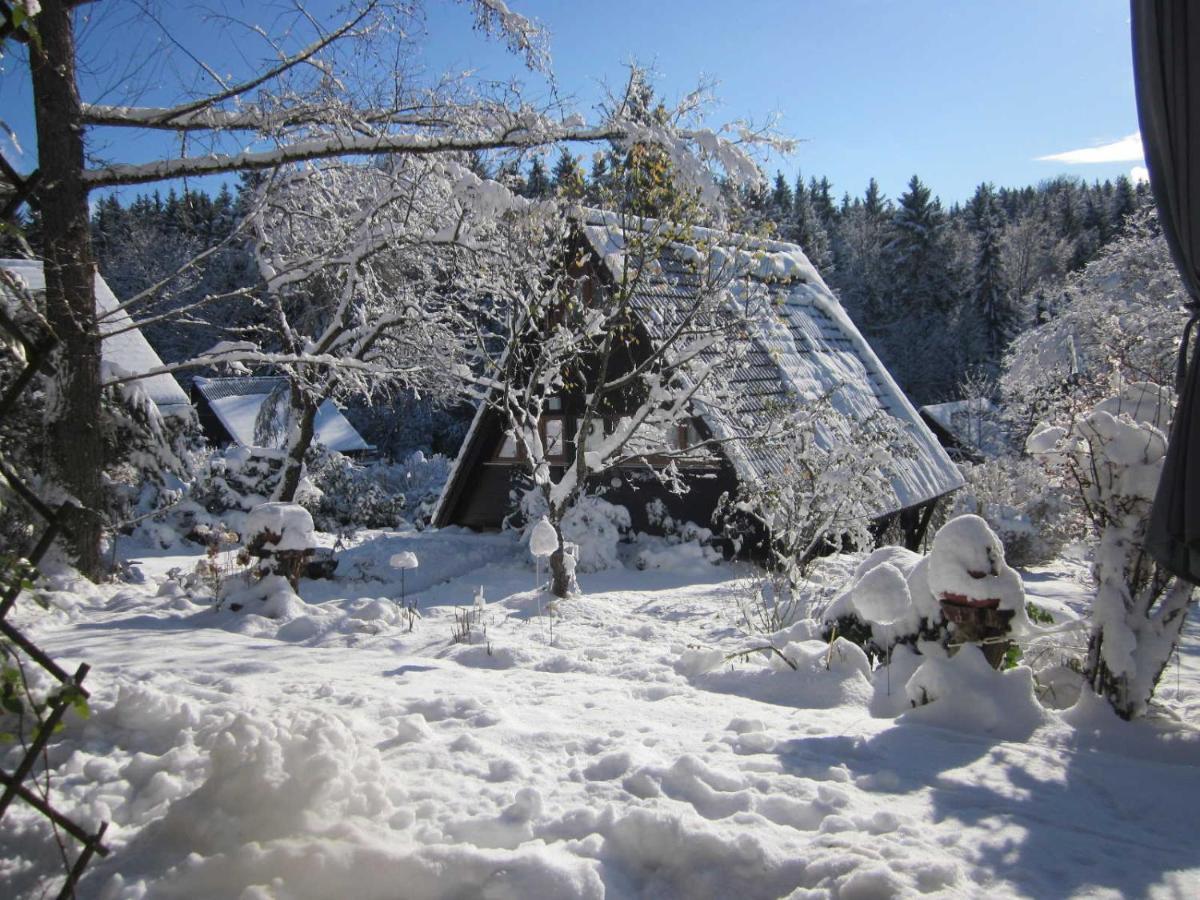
(432, 213, 963, 549)
(0, 259, 191, 419)
(191, 376, 374, 457)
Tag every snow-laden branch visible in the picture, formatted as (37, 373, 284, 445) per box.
(82, 124, 626, 187)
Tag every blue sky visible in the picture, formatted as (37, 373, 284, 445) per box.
(0, 0, 1142, 206)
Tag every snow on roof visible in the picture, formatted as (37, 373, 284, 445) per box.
(919, 399, 1006, 458)
(1, 258, 192, 418)
(576, 217, 964, 515)
(192, 376, 372, 454)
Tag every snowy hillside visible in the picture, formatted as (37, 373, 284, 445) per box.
(3, 531, 1199, 898)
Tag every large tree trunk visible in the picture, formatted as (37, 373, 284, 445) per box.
(29, 1, 104, 577)
(272, 387, 319, 502)
(548, 545, 572, 598)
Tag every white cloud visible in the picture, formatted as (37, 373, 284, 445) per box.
(1037, 132, 1144, 164)
(1131, 165, 1150, 185)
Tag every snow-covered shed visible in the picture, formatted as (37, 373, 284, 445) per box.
(191, 376, 373, 457)
(0, 258, 191, 419)
(918, 399, 1004, 463)
(433, 213, 963, 546)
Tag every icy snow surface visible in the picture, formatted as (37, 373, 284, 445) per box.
(4, 532, 1200, 898)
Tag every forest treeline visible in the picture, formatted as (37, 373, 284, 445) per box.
(11, 156, 1150, 434)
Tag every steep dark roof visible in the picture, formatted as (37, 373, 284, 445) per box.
(434, 212, 963, 526)
(578, 212, 964, 514)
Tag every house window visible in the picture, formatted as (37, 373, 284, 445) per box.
(496, 432, 520, 460)
(543, 417, 565, 460)
(575, 416, 604, 451)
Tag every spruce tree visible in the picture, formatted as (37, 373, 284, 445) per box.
(551, 147, 585, 199)
(525, 156, 551, 198)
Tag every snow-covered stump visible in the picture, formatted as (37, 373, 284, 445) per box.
(1028, 384, 1196, 719)
(928, 515, 1026, 670)
(244, 502, 316, 591)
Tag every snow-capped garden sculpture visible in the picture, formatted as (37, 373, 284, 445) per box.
(927, 514, 1029, 668)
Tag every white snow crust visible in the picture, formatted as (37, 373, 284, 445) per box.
(4, 532, 1200, 899)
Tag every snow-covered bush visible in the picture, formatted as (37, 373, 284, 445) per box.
(305, 450, 450, 532)
(952, 455, 1078, 566)
(522, 491, 630, 575)
(634, 500, 721, 570)
(193, 447, 281, 521)
(1028, 382, 1194, 719)
(821, 546, 947, 663)
(719, 400, 913, 585)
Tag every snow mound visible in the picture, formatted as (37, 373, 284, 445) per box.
(244, 502, 315, 551)
(903, 645, 1048, 739)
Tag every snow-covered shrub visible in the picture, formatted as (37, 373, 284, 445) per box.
(904, 644, 1048, 739)
(522, 491, 630, 574)
(1028, 382, 1194, 719)
(305, 450, 451, 531)
(953, 455, 1078, 566)
(634, 501, 721, 570)
(194, 446, 281, 522)
(821, 546, 948, 664)
(719, 399, 913, 585)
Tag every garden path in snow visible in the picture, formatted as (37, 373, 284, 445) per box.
(3, 530, 1199, 898)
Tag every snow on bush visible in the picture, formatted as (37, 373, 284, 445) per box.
(952, 454, 1078, 566)
(821, 546, 946, 663)
(244, 502, 315, 553)
(633, 507, 721, 571)
(306, 450, 451, 531)
(522, 493, 630, 574)
(1028, 382, 1194, 719)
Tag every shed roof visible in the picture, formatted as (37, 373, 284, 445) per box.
(575, 213, 964, 515)
(192, 376, 372, 454)
(0, 258, 191, 418)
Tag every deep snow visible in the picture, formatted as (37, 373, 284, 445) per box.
(3, 530, 1199, 899)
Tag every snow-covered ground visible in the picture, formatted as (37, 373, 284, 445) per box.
(4, 530, 1200, 898)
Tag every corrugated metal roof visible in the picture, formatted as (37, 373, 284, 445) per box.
(576, 216, 964, 515)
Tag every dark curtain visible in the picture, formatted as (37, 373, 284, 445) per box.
(1134, 0, 1200, 584)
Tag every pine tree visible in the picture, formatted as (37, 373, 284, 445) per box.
(886, 174, 956, 312)
(973, 206, 1010, 363)
(769, 171, 793, 227)
(550, 147, 585, 199)
(790, 174, 831, 269)
(524, 156, 551, 198)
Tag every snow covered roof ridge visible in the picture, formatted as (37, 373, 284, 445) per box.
(1, 257, 192, 418)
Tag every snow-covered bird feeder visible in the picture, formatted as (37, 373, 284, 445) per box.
(244, 502, 316, 590)
(928, 515, 1024, 668)
(390, 551, 419, 608)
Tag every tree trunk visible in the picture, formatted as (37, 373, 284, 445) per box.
(272, 387, 319, 502)
(29, 1, 104, 577)
(548, 545, 572, 598)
